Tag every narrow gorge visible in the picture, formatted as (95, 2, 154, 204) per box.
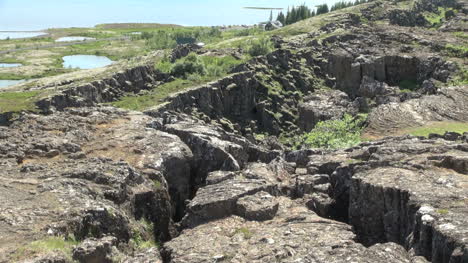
(0, 0, 467, 262)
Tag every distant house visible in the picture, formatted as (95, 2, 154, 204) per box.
(261, 20, 283, 31)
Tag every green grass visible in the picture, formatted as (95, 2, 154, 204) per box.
(405, 122, 468, 137)
(449, 67, 468, 86)
(453, 32, 468, 39)
(437, 209, 449, 215)
(233, 227, 253, 239)
(0, 90, 44, 113)
(423, 7, 455, 28)
(110, 77, 215, 111)
(13, 236, 79, 261)
(443, 44, 468, 58)
(132, 218, 159, 249)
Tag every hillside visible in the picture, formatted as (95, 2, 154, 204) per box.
(0, 0, 467, 262)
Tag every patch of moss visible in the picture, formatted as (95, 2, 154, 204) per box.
(437, 209, 449, 215)
(233, 227, 253, 239)
(13, 236, 78, 261)
(405, 122, 468, 137)
(0, 90, 44, 114)
(423, 7, 455, 28)
(443, 44, 468, 58)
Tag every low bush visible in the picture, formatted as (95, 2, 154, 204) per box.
(247, 37, 274, 57)
(298, 114, 367, 149)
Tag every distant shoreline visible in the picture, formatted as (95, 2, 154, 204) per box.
(243, 7, 284, 10)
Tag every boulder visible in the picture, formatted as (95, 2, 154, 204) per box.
(298, 90, 358, 132)
(72, 236, 117, 263)
(235, 191, 279, 221)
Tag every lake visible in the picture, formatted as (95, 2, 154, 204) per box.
(0, 0, 344, 31)
(0, 80, 25, 89)
(0, 32, 46, 40)
(55, 37, 96, 42)
(62, 55, 114, 69)
(0, 63, 23, 68)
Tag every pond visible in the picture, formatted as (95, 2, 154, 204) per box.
(0, 63, 22, 68)
(55, 36, 96, 42)
(0, 80, 25, 88)
(62, 55, 114, 69)
(0, 32, 46, 40)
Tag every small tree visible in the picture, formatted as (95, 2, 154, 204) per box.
(316, 4, 329, 15)
(277, 12, 286, 25)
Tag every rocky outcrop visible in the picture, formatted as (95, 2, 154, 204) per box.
(164, 197, 427, 263)
(35, 65, 167, 113)
(366, 86, 468, 134)
(328, 52, 457, 97)
(298, 89, 359, 132)
(0, 107, 194, 262)
(389, 9, 429, 27)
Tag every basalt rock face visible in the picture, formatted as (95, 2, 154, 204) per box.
(0, 107, 193, 262)
(35, 65, 168, 113)
(147, 48, 324, 137)
(298, 90, 359, 132)
(2, 0, 468, 262)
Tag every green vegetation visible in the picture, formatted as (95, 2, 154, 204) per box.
(277, 5, 315, 25)
(247, 37, 274, 57)
(0, 90, 44, 113)
(424, 7, 457, 28)
(135, 27, 222, 50)
(277, 0, 372, 26)
(449, 67, 468, 86)
(157, 53, 245, 79)
(443, 44, 468, 58)
(298, 114, 367, 149)
(170, 53, 207, 78)
(404, 122, 468, 137)
(132, 219, 159, 249)
(453, 32, 468, 39)
(111, 78, 212, 111)
(437, 209, 449, 215)
(13, 236, 78, 261)
(233, 227, 253, 239)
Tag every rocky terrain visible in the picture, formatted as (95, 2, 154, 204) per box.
(0, 0, 467, 262)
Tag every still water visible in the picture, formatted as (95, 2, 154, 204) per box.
(0, 63, 22, 68)
(0, 32, 46, 40)
(0, 80, 25, 88)
(55, 36, 96, 42)
(62, 55, 114, 69)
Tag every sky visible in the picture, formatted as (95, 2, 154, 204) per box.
(0, 0, 342, 31)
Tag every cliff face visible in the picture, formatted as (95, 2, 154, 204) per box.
(35, 65, 168, 113)
(0, 0, 467, 262)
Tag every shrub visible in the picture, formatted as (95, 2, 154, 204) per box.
(170, 53, 207, 78)
(299, 114, 367, 149)
(248, 37, 273, 57)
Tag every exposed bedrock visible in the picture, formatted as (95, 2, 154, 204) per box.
(328, 51, 457, 97)
(147, 48, 324, 138)
(366, 86, 468, 134)
(298, 89, 359, 132)
(35, 65, 168, 113)
(0, 107, 197, 262)
(314, 136, 468, 263)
